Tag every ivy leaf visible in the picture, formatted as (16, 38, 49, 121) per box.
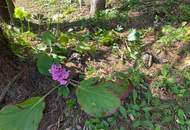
(0, 97, 45, 130)
(37, 53, 59, 76)
(76, 78, 121, 117)
(128, 29, 140, 42)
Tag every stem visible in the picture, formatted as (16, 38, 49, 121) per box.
(71, 79, 80, 84)
(70, 81, 79, 87)
(56, 23, 59, 35)
(31, 85, 59, 109)
(42, 85, 59, 100)
(21, 21, 24, 33)
(49, 41, 53, 53)
(27, 21, 30, 31)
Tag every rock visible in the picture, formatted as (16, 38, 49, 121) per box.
(142, 53, 153, 68)
(65, 127, 72, 130)
(76, 125, 82, 130)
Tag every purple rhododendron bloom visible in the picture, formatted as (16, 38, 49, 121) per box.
(49, 64, 70, 85)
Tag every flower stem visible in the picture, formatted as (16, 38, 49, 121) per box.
(31, 85, 59, 109)
(70, 81, 79, 87)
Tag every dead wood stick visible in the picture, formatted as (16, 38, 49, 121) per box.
(0, 71, 23, 103)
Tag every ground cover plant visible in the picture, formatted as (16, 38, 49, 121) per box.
(0, 0, 190, 130)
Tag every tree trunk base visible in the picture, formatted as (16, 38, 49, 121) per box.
(90, 0, 106, 16)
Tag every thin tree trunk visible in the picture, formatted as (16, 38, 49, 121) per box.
(90, 0, 106, 16)
(0, 26, 8, 47)
(0, 0, 15, 24)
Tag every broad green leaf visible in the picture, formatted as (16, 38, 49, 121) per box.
(0, 97, 45, 130)
(58, 86, 70, 97)
(103, 80, 132, 100)
(128, 29, 140, 42)
(76, 78, 121, 117)
(37, 53, 59, 76)
(40, 32, 56, 44)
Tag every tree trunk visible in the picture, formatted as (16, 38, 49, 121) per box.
(0, 25, 10, 52)
(0, 0, 15, 24)
(90, 0, 106, 16)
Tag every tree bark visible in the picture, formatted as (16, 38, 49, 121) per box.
(0, 25, 10, 51)
(90, 0, 106, 16)
(0, 0, 15, 24)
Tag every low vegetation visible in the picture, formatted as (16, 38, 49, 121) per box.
(0, 0, 190, 130)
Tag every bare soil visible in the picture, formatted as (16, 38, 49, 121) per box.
(1, 0, 189, 130)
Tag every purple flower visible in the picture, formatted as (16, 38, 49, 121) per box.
(49, 64, 70, 85)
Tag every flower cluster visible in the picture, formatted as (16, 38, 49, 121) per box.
(49, 64, 70, 85)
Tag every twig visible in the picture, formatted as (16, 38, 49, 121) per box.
(0, 71, 23, 103)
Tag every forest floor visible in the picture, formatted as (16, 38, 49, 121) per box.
(1, 0, 190, 130)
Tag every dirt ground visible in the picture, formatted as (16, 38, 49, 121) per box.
(1, 0, 190, 130)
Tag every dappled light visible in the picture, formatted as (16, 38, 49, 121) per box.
(0, 0, 190, 130)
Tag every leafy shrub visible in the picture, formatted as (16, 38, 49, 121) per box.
(151, 65, 189, 97)
(95, 29, 117, 46)
(157, 25, 190, 46)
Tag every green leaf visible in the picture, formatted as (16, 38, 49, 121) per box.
(155, 125, 161, 130)
(178, 109, 185, 120)
(40, 31, 56, 44)
(176, 118, 185, 125)
(37, 53, 59, 76)
(76, 78, 121, 117)
(133, 90, 138, 104)
(103, 80, 130, 99)
(161, 64, 170, 77)
(0, 97, 45, 130)
(119, 106, 127, 118)
(128, 29, 140, 42)
(58, 33, 69, 46)
(58, 86, 70, 97)
(14, 7, 29, 21)
(186, 120, 190, 126)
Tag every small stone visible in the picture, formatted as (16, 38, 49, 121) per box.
(142, 53, 153, 68)
(129, 113, 135, 121)
(65, 127, 72, 130)
(76, 125, 82, 130)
